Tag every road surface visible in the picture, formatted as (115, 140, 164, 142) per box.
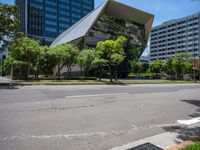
(0, 84, 200, 150)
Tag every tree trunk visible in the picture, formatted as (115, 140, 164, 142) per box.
(55, 59, 69, 78)
(80, 67, 83, 78)
(199, 72, 200, 81)
(67, 66, 71, 77)
(114, 65, 117, 81)
(36, 66, 39, 80)
(25, 64, 30, 80)
(26, 50, 31, 80)
(34, 66, 38, 80)
(11, 65, 13, 79)
(85, 67, 90, 77)
(108, 63, 112, 82)
(99, 66, 102, 81)
(58, 63, 61, 80)
(55, 63, 65, 77)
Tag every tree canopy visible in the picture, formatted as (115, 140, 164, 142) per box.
(96, 36, 126, 81)
(0, 3, 20, 47)
(76, 49, 97, 77)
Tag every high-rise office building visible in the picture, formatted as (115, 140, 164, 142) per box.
(15, 0, 94, 45)
(150, 12, 200, 62)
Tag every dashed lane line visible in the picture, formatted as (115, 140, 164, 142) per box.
(65, 93, 129, 98)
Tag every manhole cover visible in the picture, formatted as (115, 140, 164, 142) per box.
(127, 142, 163, 150)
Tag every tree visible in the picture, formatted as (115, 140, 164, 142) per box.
(128, 48, 141, 61)
(52, 44, 79, 79)
(76, 49, 97, 77)
(0, 3, 20, 46)
(37, 46, 58, 77)
(129, 61, 149, 74)
(96, 36, 126, 82)
(141, 62, 149, 73)
(2, 55, 13, 75)
(150, 60, 163, 74)
(129, 60, 141, 73)
(171, 52, 192, 79)
(51, 44, 69, 79)
(111, 53, 124, 81)
(7, 37, 40, 79)
(65, 45, 79, 77)
(163, 58, 175, 79)
(91, 57, 107, 81)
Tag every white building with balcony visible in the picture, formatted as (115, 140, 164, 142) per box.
(150, 12, 200, 61)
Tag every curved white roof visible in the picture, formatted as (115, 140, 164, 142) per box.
(51, 0, 154, 47)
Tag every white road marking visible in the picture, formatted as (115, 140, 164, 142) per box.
(1, 132, 108, 141)
(65, 93, 129, 98)
(177, 117, 200, 125)
(1, 123, 179, 141)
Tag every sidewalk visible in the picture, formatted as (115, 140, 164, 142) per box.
(0, 76, 21, 86)
(110, 122, 200, 150)
(0, 76, 12, 82)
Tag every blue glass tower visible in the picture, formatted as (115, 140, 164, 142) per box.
(15, 0, 94, 45)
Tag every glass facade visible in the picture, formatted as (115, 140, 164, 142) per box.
(16, 0, 94, 45)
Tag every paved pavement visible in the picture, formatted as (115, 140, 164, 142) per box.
(0, 77, 12, 83)
(0, 84, 200, 150)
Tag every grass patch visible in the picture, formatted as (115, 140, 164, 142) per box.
(21, 80, 104, 85)
(181, 142, 200, 150)
(19, 79, 199, 86)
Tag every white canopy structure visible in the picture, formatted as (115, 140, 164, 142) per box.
(51, 0, 154, 47)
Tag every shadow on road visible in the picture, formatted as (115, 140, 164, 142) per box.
(163, 125, 200, 142)
(163, 100, 200, 143)
(182, 100, 200, 118)
(0, 85, 19, 90)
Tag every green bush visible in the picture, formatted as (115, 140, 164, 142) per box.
(63, 76, 97, 80)
(128, 73, 135, 78)
(12, 75, 97, 81)
(128, 73, 161, 79)
(181, 142, 200, 150)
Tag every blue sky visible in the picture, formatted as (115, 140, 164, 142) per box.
(1, 0, 200, 26)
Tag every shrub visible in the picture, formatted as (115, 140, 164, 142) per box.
(181, 142, 200, 150)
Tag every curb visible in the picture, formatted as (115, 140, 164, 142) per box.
(0, 82, 22, 86)
(109, 132, 180, 150)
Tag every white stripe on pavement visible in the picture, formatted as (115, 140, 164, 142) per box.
(65, 93, 129, 98)
(177, 117, 200, 125)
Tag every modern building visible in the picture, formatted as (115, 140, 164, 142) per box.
(150, 12, 200, 62)
(15, 0, 94, 45)
(51, 0, 154, 77)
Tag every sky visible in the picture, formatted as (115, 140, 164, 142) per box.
(1, 0, 200, 55)
(1, 0, 200, 26)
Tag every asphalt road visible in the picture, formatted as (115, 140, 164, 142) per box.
(0, 84, 200, 150)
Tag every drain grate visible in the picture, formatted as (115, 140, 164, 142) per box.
(127, 142, 163, 150)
